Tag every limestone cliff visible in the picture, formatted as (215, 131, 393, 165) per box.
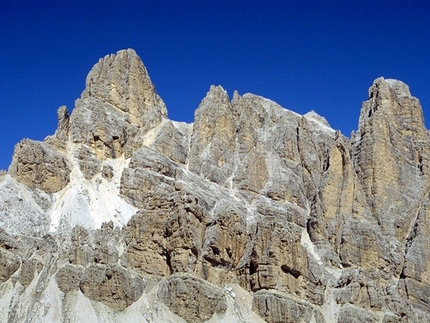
(0, 49, 429, 322)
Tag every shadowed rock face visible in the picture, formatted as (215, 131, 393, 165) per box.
(1, 50, 430, 323)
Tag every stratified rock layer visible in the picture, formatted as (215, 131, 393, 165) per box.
(1, 50, 429, 323)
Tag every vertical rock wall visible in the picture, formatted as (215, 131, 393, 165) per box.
(1, 50, 429, 322)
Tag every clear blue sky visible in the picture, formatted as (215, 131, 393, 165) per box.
(1, 0, 429, 170)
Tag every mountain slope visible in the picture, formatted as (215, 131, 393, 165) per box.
(0, 49, 429, 322)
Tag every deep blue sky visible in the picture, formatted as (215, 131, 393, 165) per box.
(1, 1, 429, 170)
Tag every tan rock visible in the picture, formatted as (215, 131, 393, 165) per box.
(188, 85, 238, 185)
(9, 139, 71, 193)
(82, 49, 167, 130)
(56, 263, 85, 293)
(79, 263, 144, 310)
(233, 147, 269, 194)
(69, 49, 167, 160)
(2, 49, 430, 322)
(122, 191, 207, 277)
(157, 273, 227, 323)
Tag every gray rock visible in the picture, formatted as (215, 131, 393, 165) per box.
(252, 290, 325, 323)
(337, 304, 378, 323)
(151, 120, 192, 164)
(56, 263, 85, 293)
(101, 164, 114, 180)
(69, 49, 167, 160)
(1, 51, 430, 323)
(73, 144, 102, 180)
(0, 248, 21, 283)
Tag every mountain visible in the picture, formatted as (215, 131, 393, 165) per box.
(0, 49, 429, 323)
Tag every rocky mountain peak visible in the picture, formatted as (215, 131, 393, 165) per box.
(1, 50, 430, 322)
(81, 48, 167, 123)
(359, 77, 425, 136)
(67, 49, 168, 160)
(368, 77, 411, 100)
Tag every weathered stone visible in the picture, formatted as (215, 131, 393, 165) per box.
(101, 164, 114, 180)
(2, 49, 430, 323)
(69, 49, 167, 160)
(382, 313, 401, 323)
(44, 106, 70, 150)
(56, 263, 85, 293)
(402, 196, 430, 290)
(67, 222, 121, 267)
(19, 259, 36, 287)
(55, 105, 70, 142)
(252, 290, 325, 323)
(151, 120, 192, 164)
(79, 263, 144, 310)
(351, 77, 430, 276)
(157, 273, 227, 323)
(120, 146, 179, 207)
(189, 85, 238, 185)
(73, 144, 101, 180)
(9, 139, 71, 193)
(0, 248, 21, 283)
(81, 49, 167, 130)
(122, 191, 206, 277)
(337, 304, 378, 323)
(233, 147, 269, 194)
(92, 221, 120, 265)
(0, 176, 51, 236)
(202, 202, 248, 270)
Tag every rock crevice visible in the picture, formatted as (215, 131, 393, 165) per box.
(1, 52, 429, 323)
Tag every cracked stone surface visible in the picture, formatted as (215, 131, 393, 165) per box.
(0, 50, 429, 322)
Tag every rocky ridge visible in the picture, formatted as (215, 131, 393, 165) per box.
(0, 49, 429, 322)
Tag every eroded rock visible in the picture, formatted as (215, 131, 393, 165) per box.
(1, 50, 430, 323)
(9, 139, 71, 193)
(79, 263, 144, 310)
(157, 273, 227, 323)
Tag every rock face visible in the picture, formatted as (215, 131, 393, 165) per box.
(0, 49, 429, 322)
(9, 139, 71, 193)
(69, 49, 167, 160)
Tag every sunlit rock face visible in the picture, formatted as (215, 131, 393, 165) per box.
(1, 49, 429, 322)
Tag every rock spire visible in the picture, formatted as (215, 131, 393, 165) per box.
(1, 51, 430, 322)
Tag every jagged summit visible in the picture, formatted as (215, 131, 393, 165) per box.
(361, 77, 425, 131)
(1, 50, 430, 322)
(69, 49, 168, 160)
(81, 49, 167, 123)
(371, 77, 412, 99)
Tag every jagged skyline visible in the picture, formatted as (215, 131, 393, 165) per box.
(0, 0, 429, 170)
(2, 49, 429, 321)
